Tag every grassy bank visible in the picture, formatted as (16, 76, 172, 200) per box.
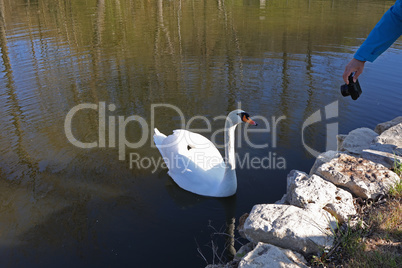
(311, 161, 402, 268)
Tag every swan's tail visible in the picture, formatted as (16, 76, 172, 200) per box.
(153, 128, 167, 147)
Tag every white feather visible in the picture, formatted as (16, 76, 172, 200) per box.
(153, 110, 252, 197)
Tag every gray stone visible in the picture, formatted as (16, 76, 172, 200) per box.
(363, 123, 402, 168)
(286, 170, 356, 223)
(340, 128, 378, 155)
(234, 242, 256, 261)
(314, 154, 400, 199)
(243, 204, 336, 255)
(374, 123, 402, 150)
(362, 144, 402, 169)
(309, 150, 341, 175)
(238, 242, 308, 268)
(374, 116, 402, 134)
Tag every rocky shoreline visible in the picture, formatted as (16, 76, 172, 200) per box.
(207, 116, 402, 268)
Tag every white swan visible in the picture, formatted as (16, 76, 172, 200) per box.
(153, 110, 257, 197)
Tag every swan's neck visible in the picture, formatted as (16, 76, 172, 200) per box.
(224, 122, 237, 170)
(217, 119, 238, 197)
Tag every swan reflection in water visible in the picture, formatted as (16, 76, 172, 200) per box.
(164, 175, 238, 260)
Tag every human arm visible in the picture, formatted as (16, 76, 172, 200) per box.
(343, 0, 402, 83)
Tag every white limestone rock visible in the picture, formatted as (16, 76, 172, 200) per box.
(362, 144, 402, 169)
(243, 204, 336, 255)
(374, 123, 402, 151)
(374, 116, 402, 134)
(234, 242, 256, 261)
(309, 150, 341, 175)
(238, 242, 308, 268)
(362, 123, 402, 168)
(314, 154, 400, 199)
(286, 170, 356, 223)
(340, 128, 378, 155)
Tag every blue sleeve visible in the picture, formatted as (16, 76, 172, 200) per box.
(354, 0, 402, 62)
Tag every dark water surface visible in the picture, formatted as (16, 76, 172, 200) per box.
(0, 0, 401, 267)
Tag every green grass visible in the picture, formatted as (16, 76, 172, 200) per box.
(393, 158, 402, 176)
(389, 182, 402, 198)
(311, 159, 402, 268)
(390, 158, 402, 198)
(313, 202, 402, 268)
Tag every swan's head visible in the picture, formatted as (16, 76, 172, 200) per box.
(227, 109, 258, 126)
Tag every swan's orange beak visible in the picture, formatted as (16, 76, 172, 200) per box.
(242, 114, 258, 126)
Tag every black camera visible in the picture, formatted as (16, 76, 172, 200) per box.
(340, 73, 362, 100)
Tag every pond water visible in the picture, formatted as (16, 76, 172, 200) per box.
(0, 0, 401, 267)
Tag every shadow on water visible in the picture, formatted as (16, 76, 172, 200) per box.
(0, 167, 238, 267)
(166, 177, 238, 262)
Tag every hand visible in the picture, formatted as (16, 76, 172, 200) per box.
(343, 58, 365, 84)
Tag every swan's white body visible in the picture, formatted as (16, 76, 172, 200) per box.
(153, 110, 255, 197)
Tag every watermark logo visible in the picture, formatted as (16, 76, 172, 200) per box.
(64, 102, 149, 159)
(64, 101, 339, 172)
(128, 152, 286, 173)
(301, 101, 339, 157)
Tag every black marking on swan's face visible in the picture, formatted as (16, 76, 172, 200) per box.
(238, 112, 258, 126)
(238, 112, 250, 120)
(187, 145, 194, 150)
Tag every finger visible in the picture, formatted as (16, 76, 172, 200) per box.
(343, 70, 351, 84)
(353, 69, 363, 82)
(353, 73, 359, 83)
